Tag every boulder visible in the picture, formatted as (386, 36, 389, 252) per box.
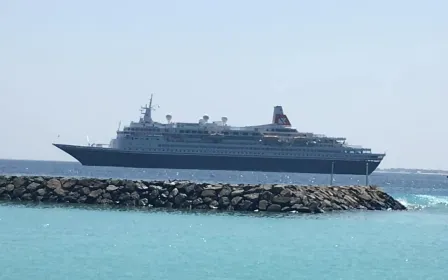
(267, 204, 282, 212)
(201, 189, 216, 197)
(258, 200, 269, 210)
(106, 185, 119, 192)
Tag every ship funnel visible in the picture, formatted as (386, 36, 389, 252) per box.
(272, 106, 291, 126)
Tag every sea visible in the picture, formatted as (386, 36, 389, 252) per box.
(0, 159, 447, 280)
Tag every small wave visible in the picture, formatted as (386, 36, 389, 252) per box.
(397, 194, 448, 211)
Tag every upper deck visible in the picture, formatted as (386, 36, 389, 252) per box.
(111, 94, 378, 154)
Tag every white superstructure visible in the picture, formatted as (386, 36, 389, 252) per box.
(99, 95, 383, 162)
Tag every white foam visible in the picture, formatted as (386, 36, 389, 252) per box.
(397, 195, 448, 210)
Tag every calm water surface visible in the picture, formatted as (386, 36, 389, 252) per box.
(1, 159, 447, 280)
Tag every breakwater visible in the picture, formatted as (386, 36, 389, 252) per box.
(0, 175, 406, 213)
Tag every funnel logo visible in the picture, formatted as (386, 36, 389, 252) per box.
(274, 114, 291, 126)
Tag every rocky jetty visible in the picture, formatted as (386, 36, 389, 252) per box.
(0, 175, 406, 213)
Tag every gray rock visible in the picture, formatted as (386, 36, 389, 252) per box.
(99, 199, 114, 204)
(169, 188, 179, 198)
(218, 187, 232, 197)
(209, 200, 219, 209)
(289, 197, 302, 205)
(136, 182, 148, 191)
(243, 193, 259, 202)
(260, 191, 273, 201)
(46, 178, 61, 190)
(13, 177, 26, 188)
(149, 189, 159, 200)
(231, 189, 244, 197)
(183, 184, 196, 194)
(204, 184, 223, 191)
(78, 178, 93, 187)
(244, 187, 259, 194)
(130, 191, 140, 200)
(267, 204, 282, 212)
(36, 188, 46, 196)
(194, 184, 204, 193)
(219, 196, 230, 207)
(13, 187, 26, 197)
(68, 191, 81, 199)
(201, 189, 216, 197)
(272, 195, 291, 205)
(0, 178, 8, 187)
(321, 199, 332, 208)
(118, 192, 131, 201)
(123, 180, 136, 192)
(26, 182, 41, 191)
(160, 191, 169, 199)
(343, 195, 358, 206)
(34, 177, 45, 183)
(259, 184, 273, 191)
(180, 200, 193, 209)
(5, 184, 14, 192)
(192, 198, 203, 205)
(139, 198, 149, 206)
(102, 192, 112, 200)
(108, 179, 121, 186)
(231, 196, 243, 206)
(54, 188, 67, 197)
(62, 179, 77, 189)
(106, 185, 119, 192)
(301, 196, 310, 206)
(174, 193, 188, 205)
(240, 200, 253, 211)
(203, 197, 213, 204)
(148, 184, 164, 192)
(21, 193, 33, 201)
(358, 192, 372, 201)
(272, 184, 286, 194)
(280, 188, 293, 197)
(258, 200, 269, 210)
(81, 187, 91, 195)
(88, 189, 103, 199)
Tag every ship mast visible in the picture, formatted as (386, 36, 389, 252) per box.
(142, 94, 155, 123)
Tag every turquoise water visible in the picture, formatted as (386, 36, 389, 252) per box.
(1, 160, 448, 279)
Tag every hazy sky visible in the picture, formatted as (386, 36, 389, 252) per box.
(1, 0, 447, 170)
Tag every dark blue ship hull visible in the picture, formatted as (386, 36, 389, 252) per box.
(53, 144, 382, 175)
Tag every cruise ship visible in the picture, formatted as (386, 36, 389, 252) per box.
(53, 95, 385, 175)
